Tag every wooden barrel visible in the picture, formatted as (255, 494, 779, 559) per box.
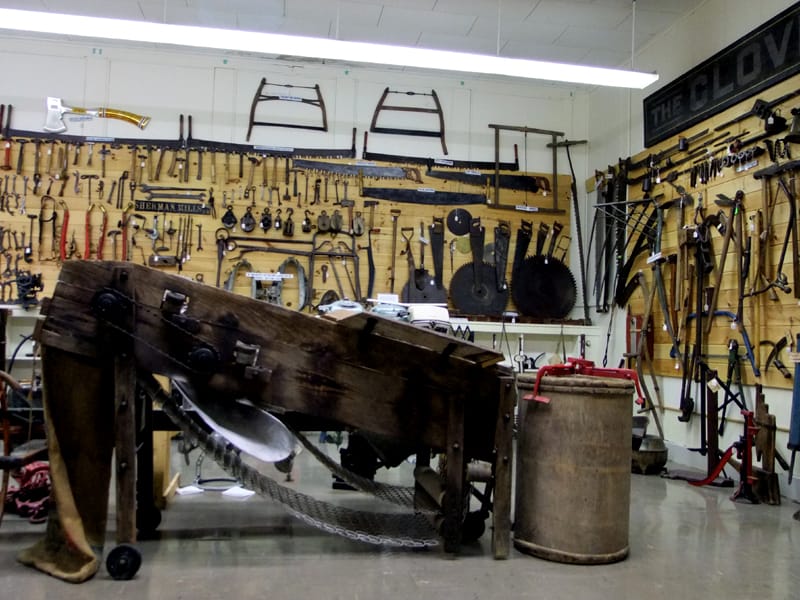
(514, 373, 633, 564)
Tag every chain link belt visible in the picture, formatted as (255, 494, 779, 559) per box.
(148, 378, 440, 548)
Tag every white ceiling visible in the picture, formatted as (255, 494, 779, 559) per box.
(8, 0, 705, 71)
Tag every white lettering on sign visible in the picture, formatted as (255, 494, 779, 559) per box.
(644, 7, 800, 146)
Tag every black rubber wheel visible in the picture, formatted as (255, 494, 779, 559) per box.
(461, 511, 487, 543)
(106, 543, 142, 581)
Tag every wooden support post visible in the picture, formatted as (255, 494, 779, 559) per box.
(442, 393, 466, 554)
(491, 376, 515, 559)
(113, 267, 137, 545)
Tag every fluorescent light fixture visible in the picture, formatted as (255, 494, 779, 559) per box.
(0, 8, 659, 89)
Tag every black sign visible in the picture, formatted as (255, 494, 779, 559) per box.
(643, 3, 800, 147)
(135, 200, 211, 214)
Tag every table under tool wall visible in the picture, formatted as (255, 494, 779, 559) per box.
(26, 260, 515, 582)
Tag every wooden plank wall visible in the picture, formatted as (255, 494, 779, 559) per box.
(624, 73, 800, 391)
(0, 130, 574, 319)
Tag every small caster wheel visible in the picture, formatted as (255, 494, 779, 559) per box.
(461, 511, 487, 543)
(106, 543, 142, 581)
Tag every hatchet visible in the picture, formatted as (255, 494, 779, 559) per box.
(44, 96, 151, 133)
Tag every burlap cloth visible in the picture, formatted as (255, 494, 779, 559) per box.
(17, 345, 115, 583)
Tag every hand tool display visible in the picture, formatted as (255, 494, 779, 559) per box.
(2, 92, 579, 327)
(612, 70, 800, 504)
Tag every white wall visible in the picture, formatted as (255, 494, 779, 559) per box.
(586, 0, 800, 501)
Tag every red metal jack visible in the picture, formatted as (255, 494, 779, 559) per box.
(523, 357, 646, 406)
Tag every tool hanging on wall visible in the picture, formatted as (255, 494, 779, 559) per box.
(511, 221, 576, 319)
(361, 131, 518, 170)
(713, 89, 800, 132)
(360, 186, 486, 206)
(369, 87, 448, 155)
(649, 200, 682, 362)
(43, 97, 150, 133)
(291, 158, 422, 183)
(400, 220, 447, 304)
(424, 167, 540, 192)
(449, 217, 509, 316)
(629, 273, 665, 439)
(246, 78, 328, 141)
(591, 168, 617, 313)
(387, 209, 401, 294)
(446, 208, 472, 237)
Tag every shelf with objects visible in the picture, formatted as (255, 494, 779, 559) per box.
(453, 318, 603, 372)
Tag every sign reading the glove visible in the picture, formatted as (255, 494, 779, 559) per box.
(643, 3, 800, 147)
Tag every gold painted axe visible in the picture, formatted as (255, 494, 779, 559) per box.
(44, 96, 151, 133)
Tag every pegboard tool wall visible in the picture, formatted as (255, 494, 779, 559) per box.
(624, 73, 800, 391)
(0, 131, 573, 317)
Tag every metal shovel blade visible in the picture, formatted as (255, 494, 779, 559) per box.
(177, 383, 295, 463)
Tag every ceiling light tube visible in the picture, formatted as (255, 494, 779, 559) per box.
(0, 8, 659, 89)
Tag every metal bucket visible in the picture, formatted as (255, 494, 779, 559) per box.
(514, 374, 633, 564)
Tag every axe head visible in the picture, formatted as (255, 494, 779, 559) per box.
(44, 97, 68, 133)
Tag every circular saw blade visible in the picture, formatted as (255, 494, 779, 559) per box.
(401, 277, 448, 304)
(449, 261, 509, 316)
(446, 208, 472, 236)
(511, 255, 576, 318)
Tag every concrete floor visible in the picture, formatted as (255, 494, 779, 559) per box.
(1, 436, 798, 599)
